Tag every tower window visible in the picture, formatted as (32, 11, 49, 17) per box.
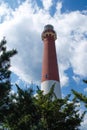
(45, 74, 48, 79)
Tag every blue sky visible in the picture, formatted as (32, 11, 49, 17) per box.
(62, 0, 87, 11)
(0, 0, 87, 128)
(0, 0, 87, 89)
(2, 0, 87, 11)
(0, 0, 87, 93)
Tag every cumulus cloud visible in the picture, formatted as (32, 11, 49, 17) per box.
(71, 40, 87, 76)
(56, 1, 62, 14)
(0, 0, 87, 88)
(41, 0, 53, 10)
(0, 2, 13, 22)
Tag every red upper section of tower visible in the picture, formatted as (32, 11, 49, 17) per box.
(41, 25, 60, 82)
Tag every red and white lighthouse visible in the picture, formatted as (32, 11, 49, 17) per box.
(41, 25, 61, 98)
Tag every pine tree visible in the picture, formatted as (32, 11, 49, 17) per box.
(83, 79, 87, 84)
(72, 80, 87, 108)
(4, 84, 41, 130)
(4, 84, 85, 130)
(0, 38, 17, 122)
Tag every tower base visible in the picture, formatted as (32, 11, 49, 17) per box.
(41, 80, 61, 98)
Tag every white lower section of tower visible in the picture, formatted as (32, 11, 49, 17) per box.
(41, 80, 61, 98)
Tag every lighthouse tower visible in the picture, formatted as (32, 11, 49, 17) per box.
(41, 25, 61, 98)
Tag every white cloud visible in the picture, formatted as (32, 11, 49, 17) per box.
(59, 63, 69, 87)
(0, 0, 87, 88)
(71, 40, 87, 76)
(41, 0, 53, 10)
(0, 2, 13, 22)
(56, 1, 62, 15)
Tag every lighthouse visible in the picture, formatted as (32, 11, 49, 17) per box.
(41, 25, 61, 98)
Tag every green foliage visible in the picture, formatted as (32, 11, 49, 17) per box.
(72, 79, 87, 108)
(4, 84, 41, 130)
(0, 38, 17, 122)
(3, 84, 85, 130)
(35, 85, 84, 130)
(72, 90, 87, 108)
(83, 79, 87, 84)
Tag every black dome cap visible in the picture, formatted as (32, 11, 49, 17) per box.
(44, 24, 54, 31)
